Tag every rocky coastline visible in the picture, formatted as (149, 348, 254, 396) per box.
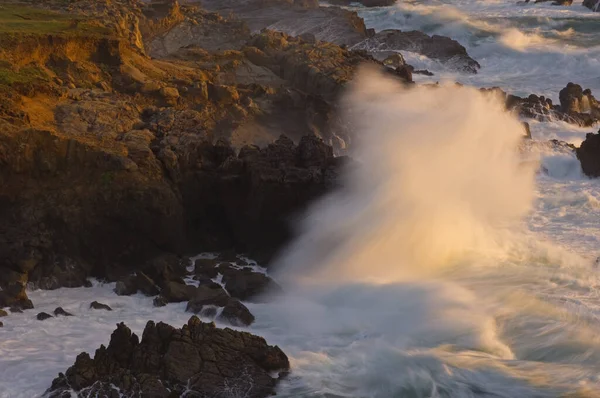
(0, 0, 599, 396)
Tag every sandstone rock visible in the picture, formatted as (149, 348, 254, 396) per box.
(46, 316, 289, 397)
(37, 312, 53, 321)
(576, 130, 600, 177)
(54, 307, 74, 317)
(90, 301, 112, 311)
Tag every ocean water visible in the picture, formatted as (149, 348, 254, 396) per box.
(2, 2, 600, 398)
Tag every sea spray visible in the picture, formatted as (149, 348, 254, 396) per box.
(274, 67, 537, 284)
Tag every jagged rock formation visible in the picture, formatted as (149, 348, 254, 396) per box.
(0, 0, 476, 309)
(46, 316, 289, 398)
(482, 84, 600, 127)
(0, 0, 371, 308)
(200, 0, 479, 73)
(352, 29, 481, 74)
(577, 130, 600, 177)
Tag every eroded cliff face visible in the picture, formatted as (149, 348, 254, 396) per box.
(0, 0, 398, 307)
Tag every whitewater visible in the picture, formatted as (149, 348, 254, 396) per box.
(2, 1, 600, 397)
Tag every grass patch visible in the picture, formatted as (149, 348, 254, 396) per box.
(0, 60, 48, 86)
(0, 4, 112, 36)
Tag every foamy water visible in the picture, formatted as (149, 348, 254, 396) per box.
(2, 1, 600, 397)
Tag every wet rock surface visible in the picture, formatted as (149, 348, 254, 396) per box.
(484, 83, 600, 127)
(352, 29, 481, 73)
(46, 316, 289, 398)
(90, 301, 112, 311)
(577, 129, 600, 177)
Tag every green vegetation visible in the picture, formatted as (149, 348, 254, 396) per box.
(0, 4, 111, 36)
(0, 61, 47, 86)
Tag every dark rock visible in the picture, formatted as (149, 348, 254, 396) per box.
(0, 283, 34, 311)
(559, 83, 600, 123)
(46, 316, 289, 398)
(413, 69, 434, 76)
(354, 30, 480, 73)
(90, 301, 112, 311)
(0, 321, 3, 327)
(114, 272, 159, 297)
(500, 84, 600, 127)
(218, 300, 256, 326)
(141, 255, 187, 289)
(584, 0, 600, 11)
(223, 270, 283, 301)
(54, 307, 74, 317)
(186, 286, 231, 311)
(577, 130, 600, 177)
(186, 285, 256, 326)
(153, 296, 168, 307)
(9, 307, 23, 313)
(160, 281, 198, 303)
(37, 312, 53, 321)
(523, 122, 532, 139)
(0, 309, 7, 317)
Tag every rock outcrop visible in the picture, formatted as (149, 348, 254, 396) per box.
(576, 130, 600, 177)
(47, 316, 289, 398)
(0, 0, 361, 308)
(200, 0, 478, 73)
(352, 30, 481, 73)
(483, 84, 600, 127)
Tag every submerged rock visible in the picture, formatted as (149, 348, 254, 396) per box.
(54, 307, 74, 317)
(46, 316, 289, 398)
(90, 301, 112, 311)
(37, 312, 53, 321)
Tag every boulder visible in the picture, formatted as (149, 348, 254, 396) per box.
(54, 307, 74, 317)
(90, 301, 112, 311)
(185, 285, 256, 326)
(218, 300, 256, 326)
(37, 312, 53, 321)
(46, 316, 289, 398)
(559, 83, 600, 120)
(158, 281, 198, 303)
(222, 269, 283, 301)
(0, 283, 34, 311)
(114, 272, 160, 296)
(0, 309, 7, 317)
(576, 130, 600, 177)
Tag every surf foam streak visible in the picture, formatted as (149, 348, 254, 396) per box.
(275, 68, 537, 284)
